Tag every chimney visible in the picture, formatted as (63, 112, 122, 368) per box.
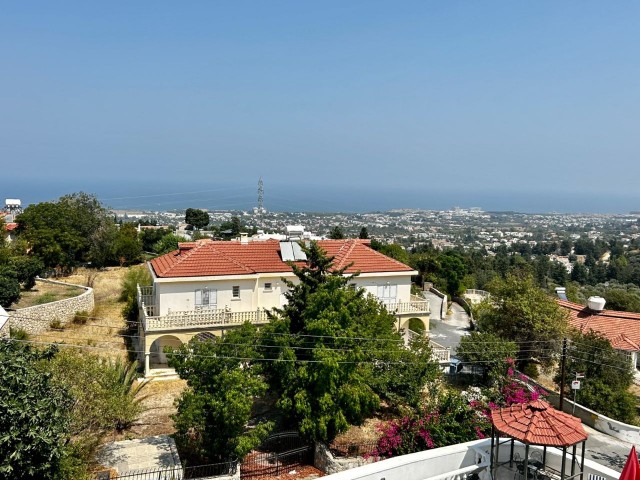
(587, 296, 606, 312)
(240, 232, 249, 245)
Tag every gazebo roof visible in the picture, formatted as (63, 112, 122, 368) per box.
(490, 400, 588, 447)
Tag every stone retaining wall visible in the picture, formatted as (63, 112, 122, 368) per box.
(314, 443, 375, 475)
(9, 278, 94, 335)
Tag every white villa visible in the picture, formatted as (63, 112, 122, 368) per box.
(137, 236, 435, 376)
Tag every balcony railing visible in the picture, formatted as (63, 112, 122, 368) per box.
(385, 295, 430, 315)
(137, 285, 155, 310)
(142, 305, 271, 332)
(405, 329, 451, 364)
(430, 339, 451, 363)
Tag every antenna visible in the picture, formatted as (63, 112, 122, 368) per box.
(257, 177, 264, 214)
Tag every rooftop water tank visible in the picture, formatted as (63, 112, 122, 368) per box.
(587, 296, 606, 311)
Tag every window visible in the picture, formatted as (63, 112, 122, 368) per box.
(195, 288, 217, 309)
(264, 282, 272, 291)
(232, 286, 240, 299)
(376, 284, 397, 308)
(349, 284, 357, 290)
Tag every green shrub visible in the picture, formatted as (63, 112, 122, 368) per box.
(408, 317, 426, 333)
(73, 310, 89, 325)
(33, 292, 57, 305)
(119, 266, 152, 303)
(50, 319, 64, 330)
(0, 275, 21, 308)
(521, 362, 539, 379)
(9, 327, 30, 340)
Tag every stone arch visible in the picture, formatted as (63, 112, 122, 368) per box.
(149, 335, 183, 367)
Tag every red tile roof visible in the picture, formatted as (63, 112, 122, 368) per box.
(150, 239, 415, 278)
(491, 400, 587, 447)
(3, 222, 17, 232)
(557, 299, 640, 352)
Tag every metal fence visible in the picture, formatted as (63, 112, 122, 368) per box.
(93, 460, 236, 480)
(241, 431, 314, 479)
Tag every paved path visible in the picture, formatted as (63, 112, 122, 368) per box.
(423, 290, 444, 320)
(97, 435, 181, 475)
(583, 425, 635, 472)
(428, 302, 471, 354)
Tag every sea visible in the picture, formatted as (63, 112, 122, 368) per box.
(6, 179, 640, 215)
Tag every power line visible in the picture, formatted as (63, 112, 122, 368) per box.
(4, 337, 561, 366)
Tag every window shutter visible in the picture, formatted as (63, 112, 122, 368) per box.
(195, 289, 202, 306)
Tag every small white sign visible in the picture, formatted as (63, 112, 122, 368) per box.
(575, 373, 585, 379)
(571, 380, 581, 390)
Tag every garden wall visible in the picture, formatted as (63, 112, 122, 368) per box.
(9, 278, 94, 335)
(315, 443, 375, 475)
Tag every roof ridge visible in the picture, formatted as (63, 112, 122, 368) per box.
(333, 239, 358, 270)
(363, 242, 414, 269)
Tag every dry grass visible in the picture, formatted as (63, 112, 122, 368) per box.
(105, 379, 187, 441)
(31, 267, 130, 362)
(14, 282, 83, 309)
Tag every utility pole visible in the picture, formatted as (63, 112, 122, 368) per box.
(559, 337, 567, 411)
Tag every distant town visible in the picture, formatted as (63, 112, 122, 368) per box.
(114, 205, 640, 255)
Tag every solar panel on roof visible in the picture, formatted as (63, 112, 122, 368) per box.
(280, 241, 295, 261)
(291, 242, 308, 261)
(557, 292, 568, 301)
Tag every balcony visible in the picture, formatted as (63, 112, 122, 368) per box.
(141, 305, 271, 332)
(385, 294, 430, 315)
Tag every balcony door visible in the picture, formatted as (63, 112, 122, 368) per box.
(195, 288, 217, 310)
(377, 284, 397, 310)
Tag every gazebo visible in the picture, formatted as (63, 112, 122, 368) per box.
(490, 400, 588, 480)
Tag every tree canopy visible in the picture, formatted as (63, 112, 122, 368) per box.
(185, 208, 210, 230)
(554, 330, 636, 423)
(328, 226, 345, 239)
(0, 342, 70, 480)
(14, 192, 139, 271)
(168, 323, 272, 462)
(262, 241, 439, 441)
(477, 273, 568, 367)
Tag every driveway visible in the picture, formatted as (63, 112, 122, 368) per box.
(429, 302, 471, 354)
(583, 425, 635, 472)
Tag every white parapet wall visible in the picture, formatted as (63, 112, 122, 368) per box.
(320, 439, 620, 480)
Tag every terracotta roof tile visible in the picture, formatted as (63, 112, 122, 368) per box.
(557, 299, 640, 352)
(491, 400, 587, 447)
(150, 239, 415, 278)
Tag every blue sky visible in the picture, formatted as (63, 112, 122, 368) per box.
(1, 2, 639, 212)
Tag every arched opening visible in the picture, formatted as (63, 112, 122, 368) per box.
(149, 335, 183, 368)
(408, 317, 426, 333)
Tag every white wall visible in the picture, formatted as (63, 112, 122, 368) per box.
(155, 274, 293, 316)
(153, 271, 414, 316)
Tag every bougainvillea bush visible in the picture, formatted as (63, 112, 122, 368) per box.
(370, 360, 548, 459)
(370, 392, 492, 458)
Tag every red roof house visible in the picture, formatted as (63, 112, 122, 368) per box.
(138, 238, 429, 376)
(557, 298, 640, 368)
